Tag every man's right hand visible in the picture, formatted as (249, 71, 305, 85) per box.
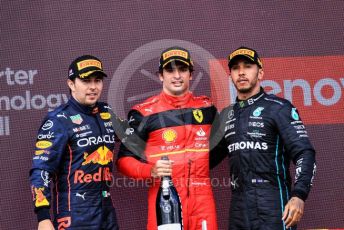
(151, 159, 173, 178)
(38, 219, 54, 230)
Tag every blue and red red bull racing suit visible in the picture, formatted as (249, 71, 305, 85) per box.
(117, 91, 218, 230)
(30, 96, 119, 230)
(210, 88, 316, 230)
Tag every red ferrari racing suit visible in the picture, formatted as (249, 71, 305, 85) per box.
(117, 91, 218, 230)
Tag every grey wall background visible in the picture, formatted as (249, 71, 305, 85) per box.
(1, 1, 343, 229)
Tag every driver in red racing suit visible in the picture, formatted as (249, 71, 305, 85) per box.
(117, 47, 218, 230)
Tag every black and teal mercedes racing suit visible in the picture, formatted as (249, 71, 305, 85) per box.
(210, 88, 316, 230)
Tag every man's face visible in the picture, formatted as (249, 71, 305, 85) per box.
(67, 75, 104, 106)
(159, 62, 192, 96)
(229, 58, 263, 96)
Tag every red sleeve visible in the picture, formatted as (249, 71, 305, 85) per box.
(117, 156, 153, 179)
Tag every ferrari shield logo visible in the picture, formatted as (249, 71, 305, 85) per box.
(193, 109, 203, 123)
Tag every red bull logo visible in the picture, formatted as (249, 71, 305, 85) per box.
(74, 167, 112, 184)
(82, 146, 113, 165)
(33, 187, 49, 207)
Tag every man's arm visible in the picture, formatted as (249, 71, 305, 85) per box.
(275, 103, 316, 227)
(209, 109, 229, 169)
(38, 219, 55, 230)
(116, 109, 175, 179)
(29, 117, 68, 223)
(282, 149, 315, 228)
(116, 110, 154, 179)
(276, 103, 316, 200)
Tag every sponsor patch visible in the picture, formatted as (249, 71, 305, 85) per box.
(35, 150, 50, 155)
(77, 59, 102, 70)
(162, 129, 177, 143)
(100, 112, 111, 120)
(37, 131, 54, 140)
(70, 114, 83, 125)
(228, 109, 234, 119)
(196, 128, 206, 137)
(228, 141, 268, 153)
(74, 167, 112, 184)
(41, 171, 51, 187)
(33, 187, 49, 207)
(193, 109, 204, 123)
(230, 48, 255, 60)
(36, 140, 52, 149)
(73, 124, 91, 133)
(253, 107, 264, 117)
(42, 120, 53, 130)
(75, 131, 93, 138)
(291, 108, 300, 120)
(163, 49, 188, 60)
(82, 146, 113, 166)
(77, 135, 115, 147)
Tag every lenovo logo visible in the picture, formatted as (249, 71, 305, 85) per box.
(210, 56, 344, 124)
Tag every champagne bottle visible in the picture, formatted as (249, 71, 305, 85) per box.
(156, 156, 183, 230)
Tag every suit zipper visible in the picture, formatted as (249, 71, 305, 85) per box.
(94, 113, 105, 191)
(187, 159, 192, 197)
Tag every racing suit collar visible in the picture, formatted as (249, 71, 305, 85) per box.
(160, 91, 192, 108)
(236, 87, 265, 108)
(69, 96, 99, 115)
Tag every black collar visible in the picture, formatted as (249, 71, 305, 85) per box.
(236, 87, 265, 108)
(69, 96, 99, 115)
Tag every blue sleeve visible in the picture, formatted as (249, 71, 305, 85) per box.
(29, 117, 68, 221)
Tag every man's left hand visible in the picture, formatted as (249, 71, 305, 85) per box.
(282, 196, 304, 228)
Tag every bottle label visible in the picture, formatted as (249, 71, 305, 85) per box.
(162, 203, 171, 213)
(158, 223, 182, 230)
(162, 180, 169, 189)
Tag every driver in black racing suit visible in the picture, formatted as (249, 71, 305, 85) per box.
(210, 47, 316, 230)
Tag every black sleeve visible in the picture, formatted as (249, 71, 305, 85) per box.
(209, 109, 229, 169)
(275, 103, 316, 201)
(291, 150, 316, 201)
(117, 110, 148, 162)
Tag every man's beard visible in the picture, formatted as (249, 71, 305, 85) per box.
(237, 85, 254, 94)
(234, 76, 259, 94)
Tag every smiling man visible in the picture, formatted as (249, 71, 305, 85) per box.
(210, 47, 316, 230)
(30, 55, 120, 230)
(117, 47, 219, 230)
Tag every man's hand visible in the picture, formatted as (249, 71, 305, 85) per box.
(38, 219, 54, 230)
(151, 159, 173, 178)
(282, 196, 305, 228)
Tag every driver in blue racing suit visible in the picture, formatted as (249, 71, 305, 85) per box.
(30, 55, 120, 230)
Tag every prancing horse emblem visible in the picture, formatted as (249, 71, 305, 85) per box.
(193, 109, 203, 123)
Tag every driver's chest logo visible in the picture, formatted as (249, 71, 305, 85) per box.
(193, 109, 204, 123)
